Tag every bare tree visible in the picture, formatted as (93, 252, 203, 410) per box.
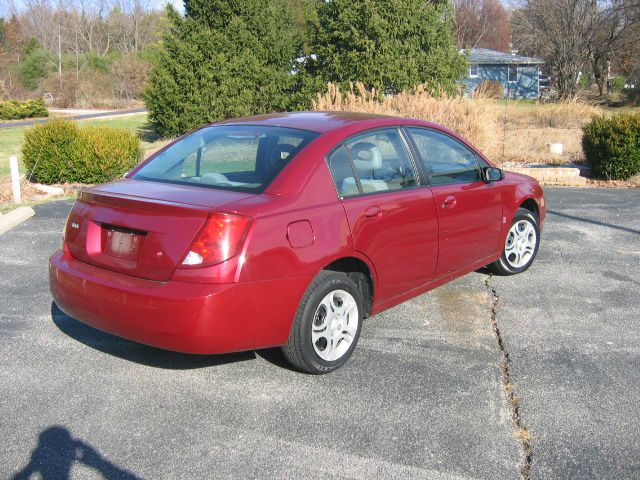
(453, 0, 512, 51)
(588, 0, 640, 96)
(21, 0, 58, 51)
(613, 19, 640, 87)
(77, 0, 106, 53)
(512, 0, 597, 99)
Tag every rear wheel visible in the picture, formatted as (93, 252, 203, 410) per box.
(489, 208, 540, 276)
(282, 271, 363, 374)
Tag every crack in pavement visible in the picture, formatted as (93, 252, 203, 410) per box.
(553, 240, 572, 265)
(484, 274, 533, 480)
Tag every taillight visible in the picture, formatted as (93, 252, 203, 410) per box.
(181, 213, 252, 267)
(61, 214, 71, 249)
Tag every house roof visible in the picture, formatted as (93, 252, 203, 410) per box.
(468, 48, 544, 65)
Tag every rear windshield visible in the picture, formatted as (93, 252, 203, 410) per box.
(133, 125, 319, 193)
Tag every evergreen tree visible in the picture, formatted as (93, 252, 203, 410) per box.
(304, 0, 466, 94)
(17, 39, 54, 90)
(145, 0, 302, 137)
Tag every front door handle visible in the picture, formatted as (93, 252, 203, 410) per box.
(442, 195, 457, 209)
(365, 205, 381, 218)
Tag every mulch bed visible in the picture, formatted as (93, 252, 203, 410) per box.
(586, 178, 640, 188)
(0, 177, 87, 205)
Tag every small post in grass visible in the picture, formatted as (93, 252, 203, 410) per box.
(9, 156, 21, 204)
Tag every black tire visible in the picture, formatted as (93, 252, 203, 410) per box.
(488, 208, 540, 276)
(282, 271, 363, 374)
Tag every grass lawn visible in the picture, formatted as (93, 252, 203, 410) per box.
(0, 113, 168, 177)
(0, 195, 77, 214)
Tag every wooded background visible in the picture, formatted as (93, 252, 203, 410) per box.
(1, 0, 639, 109)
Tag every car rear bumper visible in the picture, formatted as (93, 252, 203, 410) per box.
(49, 249, 310, 354)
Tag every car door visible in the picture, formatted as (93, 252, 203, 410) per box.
(326, 128, 439, 302)
(405, 127, 503, 276)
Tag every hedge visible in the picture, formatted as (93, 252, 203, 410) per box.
(22, 119, 142, 184)
(582, 113, 640, 180)
(0, 98, 48, 120)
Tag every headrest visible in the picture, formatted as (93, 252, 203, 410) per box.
(270, 144, 297, 168)
(350, 142, 382, 170)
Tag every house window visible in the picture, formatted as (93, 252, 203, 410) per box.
(508, 65, 518, 83)
(469, 65, 479, 78)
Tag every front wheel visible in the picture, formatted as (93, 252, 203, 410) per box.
(489, 208, 540, 276)
(282, 271, 363, 374)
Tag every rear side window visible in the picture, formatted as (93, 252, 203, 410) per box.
(407, 128, 480, 186)
(327, 146, 359, 197)
(133, 126, 319, 193)
(326, 128, 418, 197)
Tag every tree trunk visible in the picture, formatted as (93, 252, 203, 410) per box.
(592, 54, 609, 97)
(58, 24, 62, 85)
(595, 73, 608, 96)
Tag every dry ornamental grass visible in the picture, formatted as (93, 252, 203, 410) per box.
(314, 83, 502, 159)
(313, 83, 605, 165)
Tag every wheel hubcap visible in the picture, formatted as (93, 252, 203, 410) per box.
(505, 219, 537, 269)
(312, 289, 359, 362)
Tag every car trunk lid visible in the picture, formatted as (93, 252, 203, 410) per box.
(64, 181, 253, 281)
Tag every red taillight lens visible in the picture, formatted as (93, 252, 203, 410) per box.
(181, 213, 252, 267)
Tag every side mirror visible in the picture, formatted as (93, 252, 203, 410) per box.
(482, 167, 503, 183)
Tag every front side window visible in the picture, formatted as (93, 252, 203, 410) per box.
(406, 128, 480, 186)
(469, 65, 479, 77)
(327, 128, 418, 197)
(133, 125, 319, 193)
(508, 65, 518, 83)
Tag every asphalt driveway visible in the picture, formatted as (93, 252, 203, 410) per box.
(0, 187, 638, 479)
(0, 108, 147, 129)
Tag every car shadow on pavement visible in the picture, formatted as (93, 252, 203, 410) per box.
(255, 347, 300, 372)
(12, 426, 141, 480)
(547, 209, 640, 235)
(51, 302, 256, 370)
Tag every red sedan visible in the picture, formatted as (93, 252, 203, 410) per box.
(49, 112, 545, 374)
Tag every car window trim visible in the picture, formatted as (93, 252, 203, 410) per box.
(399, 127, 431, 186)
(403, 126, 484, 187)
(396, 127, 426, 186)
(340, 143, 364, 196)
(340, 183, 426, 201)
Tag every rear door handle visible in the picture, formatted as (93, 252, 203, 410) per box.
(365, 205, 381, 218)
(442, 195, 457, 209)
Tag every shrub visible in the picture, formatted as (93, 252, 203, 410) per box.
(112, 56, 150, 101)
(22, 119, 142, 184)
(40, 71, 120, 108)
(624, 88, 640, 107)
(0, 98, 48, 120)
(582, 113, 640, 180)
(610, 76, 626, 93)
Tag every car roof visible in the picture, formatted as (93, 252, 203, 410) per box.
(217, 111, 437, 134)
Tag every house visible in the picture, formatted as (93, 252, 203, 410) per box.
(463, 48, 545, 99)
